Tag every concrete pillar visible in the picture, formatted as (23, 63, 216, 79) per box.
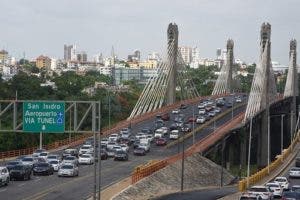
(166, 23, 178, 105)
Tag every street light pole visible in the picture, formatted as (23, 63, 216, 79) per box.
(247, 117, 253, 188)
(180, 130, 185, 192)
(92, 102, 97, 200)
(98, 101, 101, 200)
(192, 105, 195, 144)
(281, 114, 284, 159)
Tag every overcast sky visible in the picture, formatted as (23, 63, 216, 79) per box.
(0, 0, 299, 64)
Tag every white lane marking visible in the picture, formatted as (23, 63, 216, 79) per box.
(18, 183, 26, 187)
(0, 189, 7, 192)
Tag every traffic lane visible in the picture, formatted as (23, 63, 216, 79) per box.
(154, 186, 237, 200)
(0, 101, 244, 200)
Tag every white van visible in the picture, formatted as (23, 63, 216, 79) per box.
(169, 130, 179, 140)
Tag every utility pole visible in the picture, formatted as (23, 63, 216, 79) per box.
(192, 105, 195, 144)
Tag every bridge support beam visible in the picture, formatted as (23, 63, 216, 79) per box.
(166, 23, 178, 105)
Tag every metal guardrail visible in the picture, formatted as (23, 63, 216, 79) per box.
(238, 130, 300, 191)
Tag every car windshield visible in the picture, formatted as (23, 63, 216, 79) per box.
(61, 165, 73, 169)
(116, 151, 125, 155)
(36, 163, 48, 167)
(291, 168, 300, 171)
(80, 155, 91, 158)
(22, 157, 33, 162)
(81, 146, 90, 149)
(7, 161, 20, 165)
(136, 148, 144, 151)
(47, 155, 57, 159)
(275, 178, 286, 182)
(35, 149, 45, 153)
(249, 187, 268, 192)
(12, 165, 24, 170)
(49, 160, 59, 164)
(267, 184, 279, 187)
(65, 157, 75, 160)
(40, 153, 47, 156)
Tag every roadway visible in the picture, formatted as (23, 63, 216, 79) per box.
(0, 96, 246, 200)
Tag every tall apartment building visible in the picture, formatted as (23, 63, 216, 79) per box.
(76, 51, 87, 62)
(178, 46, 193, 64)
(36, 55, 51, 69)
(64, 44, 77, 61)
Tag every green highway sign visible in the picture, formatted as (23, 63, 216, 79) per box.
(23, 102, 65, 133)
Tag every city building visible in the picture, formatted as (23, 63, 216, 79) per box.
(112, 66, 159, 85)
(64, 44, 76, 61)
(127, 50, 141, 62)
(139, 59, 159, 69)
(0, 50, 8, 62)
(76, 51, 87, 62)
(147, 52, 161, 61)
(216, 48, 222, 59)
(50, 58, 57, 70)
(178, 46, 193, 64)
(36, 55, 51, 69)
(272, 61, 288, 72)
(93, 53, 103, 64)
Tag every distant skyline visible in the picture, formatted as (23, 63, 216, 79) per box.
(0, 0, 300, 65)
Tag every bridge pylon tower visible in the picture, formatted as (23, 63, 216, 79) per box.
(212, 39, 235, 95)
(244, 22, 277, 168)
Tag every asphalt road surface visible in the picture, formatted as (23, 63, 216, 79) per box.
(0, 96, 246, 200)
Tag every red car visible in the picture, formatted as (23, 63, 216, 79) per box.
(156, 138, 167, 146)
(188, 116, 197, 122)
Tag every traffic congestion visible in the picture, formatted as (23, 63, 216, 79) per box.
(0, 95, 244, 194)
(240, 156, 300, 200)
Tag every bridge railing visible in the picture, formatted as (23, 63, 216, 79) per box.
(238, 130, 300, 191)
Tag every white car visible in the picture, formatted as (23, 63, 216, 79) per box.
(0, 167, 9, 186)
(138, 143, 150, 152)
(49, 159, 61, 171)
(236, 97, 242, 102)
(58, 164, 79, 177)
(136, 133, 147, 140)
(199, 109, 206, 114)
(62, 156, 78, 166)
(197, 103, 205, 109)
(170, 130, 179, 139)
(32, 149, 46, 157)
(172, 109, 180, 114)
(107, 142, 117, 150)
(108, 133, 119, 142)
(112, 145, 122, 152)
(47, 154, 60, 162)
(248, 185, 273, 200)
(161, 126, 168, 134)
(79, 145, 94, 155)
(100, 138, 109, 146)
(120, 144, 129, 152)
(154, 128, 164, 138)
(146, 134, 154, 142)
(196, 116, 206, 124)
(78, 154, 94, 165)
(266, 182, 283, 198)
(289, 167, 300, 178)
(39, 151, 49, 160)
(274, 177, 289, 190)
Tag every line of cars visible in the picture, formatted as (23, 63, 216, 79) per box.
(0, 148, 83, 187)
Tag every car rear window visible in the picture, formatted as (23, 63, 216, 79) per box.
(249, 187, 267, 192)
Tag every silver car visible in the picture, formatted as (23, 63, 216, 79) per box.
(58, 164, 79, 177)
(62, 156, 78, 166)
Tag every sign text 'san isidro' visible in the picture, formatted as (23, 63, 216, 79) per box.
(23, 102, 65, 133)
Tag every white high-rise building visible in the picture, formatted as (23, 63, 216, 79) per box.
(50, 58, 57, 70)
(178, 46, 193, 64)
(64, 44, 77, 61)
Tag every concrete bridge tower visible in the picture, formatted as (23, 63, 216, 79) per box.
(244, 22, 277, 168)
(166, 23, 179, 105)
(212, 39, 234, 95)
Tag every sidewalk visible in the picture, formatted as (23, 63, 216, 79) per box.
(218, 143, 300, 200)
